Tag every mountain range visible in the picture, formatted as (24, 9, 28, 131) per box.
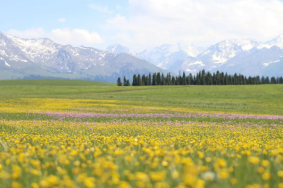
(0, 32, 168, 82)
(0, 31, 283, 82)
(107, 37, 283, 77)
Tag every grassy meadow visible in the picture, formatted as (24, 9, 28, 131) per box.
(0, 79, 283, 188)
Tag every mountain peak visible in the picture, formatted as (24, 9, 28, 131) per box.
(257, 35, 283, 50)
(106, 43, 136, 56)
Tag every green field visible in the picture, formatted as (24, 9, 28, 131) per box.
(1, 79, 283, 188)
(1, 79, 283, 115)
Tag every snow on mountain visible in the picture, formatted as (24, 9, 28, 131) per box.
(218, 46, 283, 76)
(106, 43, 204, 70)
(106, 43, 136, 56)
(257, 35, 283, 49)
(137, 43, 204, 70)
(170, 37, 283, 77)
(0, 32, 168, 81)
(1, 30, 283, 80)
(199, 39, 258, 64)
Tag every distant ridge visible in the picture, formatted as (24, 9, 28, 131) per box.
(106, 36, 283, 77)
(0, 32, 170, 82)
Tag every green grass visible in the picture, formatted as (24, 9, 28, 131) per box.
(1, 79, 283, 115)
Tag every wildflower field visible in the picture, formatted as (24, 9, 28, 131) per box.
(1, 80, 283, 188)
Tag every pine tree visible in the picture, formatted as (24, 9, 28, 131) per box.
(161, 73, 165, 85)
(167, 73, 171, 85)
(117, 77, 122, 86)
(142, 74, 146, 85)
(157, 73, 161, 85)
(152, 73, 157, 85)
(148, 73, 152, 85)
(137, 74, 142, 86)
(132, 74, 137, 86)
(182, 72, 187, 85)
(201, 70, 206, 85)
(123, 76, 127, 86)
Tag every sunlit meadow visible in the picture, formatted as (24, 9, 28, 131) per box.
(1, 80, 283, 188)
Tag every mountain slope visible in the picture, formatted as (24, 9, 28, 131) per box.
(219, 46, 283, 76)
(171, 38, 283, 76)
(0, 32, 169, 82)
(105, 37, 283, 77)
(106, 43, 136, 56)
(106, 43, 204, 70)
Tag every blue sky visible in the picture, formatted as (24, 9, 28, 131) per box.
(0, 0, 127, 32)
(1, 0, 283, 51)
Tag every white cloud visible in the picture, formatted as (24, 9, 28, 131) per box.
(50, 28, 103, 45)
(7, 28, 103, 46)
(105, 0, 283, 51)
(58, 18, 66, 22)
(89, 4, 108, 12)
(8, 28, 45, 38)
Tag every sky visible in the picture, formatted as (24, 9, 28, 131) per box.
(1, 0, 283, 52)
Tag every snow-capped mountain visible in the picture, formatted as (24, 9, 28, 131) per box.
(0, 32, 169, 81)
(106, 43, 136, 56)
(106, 37, 283, 77)
(137, 44, 204, 70)
(1, 31, 283, 81)
(219, 46, 283, 76)
(106, 43, 204, 70)
(257, 35, 283, 49)
(169, 37, 283, 77)
(176, 39, 259, 73)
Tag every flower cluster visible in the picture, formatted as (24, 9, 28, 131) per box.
(0, 119, 283, 188)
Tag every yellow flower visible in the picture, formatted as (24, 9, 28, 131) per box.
(194, 179, 205, 188)
(11, 182, 21, 188)
(47, 175, 59, 186)
(257, 167, 265, 174)
(39, 180, 49, 188)
(161, 161, 168, 167)
(154, 182, 170, 188)
(83, 177, 95, 188)
(136, 172, 149, 182)
(261, 160, 270, 167)
(31, 183, 39, 188)
(262, 171, 272, 181)
(218, 169, 229, 180)
(278, 171, 283, 178)
(248, 156, 260, 165)
(217, 159, 226, 168)
(230, 178, 238, 185)
(150, 171, 166, 181)
(172, 171, 179, 179)
(119, 181, 132, 188)
(197, 151, 204, 159)
(182, 174, 197, 187)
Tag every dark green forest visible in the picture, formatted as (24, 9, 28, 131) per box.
(117, 70, 283, 86)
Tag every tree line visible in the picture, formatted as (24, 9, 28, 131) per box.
(117, 70, 283, 86)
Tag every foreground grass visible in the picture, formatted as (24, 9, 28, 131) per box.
(1, 120, 283, 188)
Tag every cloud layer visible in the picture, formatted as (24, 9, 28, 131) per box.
(106, 0, 283, 50)
(6, 0, 283, 51)
(89, 4, 109, 12)
(58, 18, 66, 22)
(8, 28, 103, 46)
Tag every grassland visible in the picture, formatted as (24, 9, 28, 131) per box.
(1, 79, 283, 115)
(0, 79, 283, 188)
